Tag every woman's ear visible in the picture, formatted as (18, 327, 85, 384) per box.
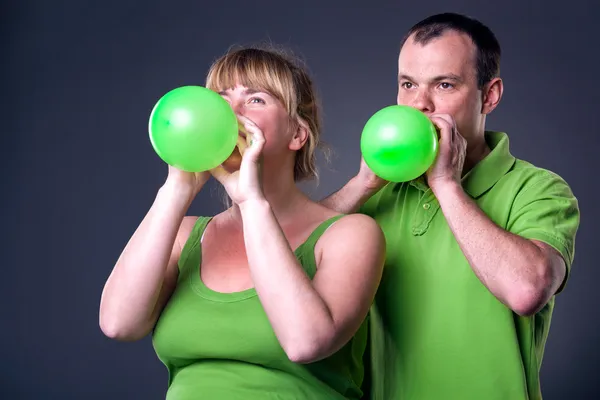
(288, 118, 309, 151)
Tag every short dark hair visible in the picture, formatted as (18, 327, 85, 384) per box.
(401, 13, 501, 88)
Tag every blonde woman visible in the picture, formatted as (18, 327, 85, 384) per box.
(99, 46, 385, 399)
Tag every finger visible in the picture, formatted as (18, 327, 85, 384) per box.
(239, 130, 265, 169)
(237, 115, 265, 146)
(429, 116, 453, 142)
(242, 138, 264, 162)
(432, 114, 463, 143)
(236, 135, 249, 156)
(431, 113, 455, 128)
(237, 118, 251, 145)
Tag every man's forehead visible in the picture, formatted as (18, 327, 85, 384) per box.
(402, 29, 475, 50)
(398, 31, 476, 75)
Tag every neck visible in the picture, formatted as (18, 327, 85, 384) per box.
(463, 130, 491, 175)
(230, 165, 309, 225)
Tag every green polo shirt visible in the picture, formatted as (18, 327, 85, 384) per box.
(360, 131, 579, 400)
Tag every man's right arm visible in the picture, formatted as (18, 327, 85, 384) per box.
(320, 176, 381, 214)
(320, 158, 389, 214)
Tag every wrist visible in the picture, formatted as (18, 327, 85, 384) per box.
(158, 180, 197, 205)
(238, 197, 270, 215)
(351, 175, 384, 200)
(429, 178, 463, 199)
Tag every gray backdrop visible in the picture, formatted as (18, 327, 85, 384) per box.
(3, 0, 597, 398)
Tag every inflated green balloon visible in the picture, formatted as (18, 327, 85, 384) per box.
(148, 86, 239, 172)
(361, 105, 439, 182)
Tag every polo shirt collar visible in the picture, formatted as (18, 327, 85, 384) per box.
(409, 131, 516, 198)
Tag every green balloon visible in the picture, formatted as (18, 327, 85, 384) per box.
(148, 86, 239, 172)
(360, 105, 439, 182)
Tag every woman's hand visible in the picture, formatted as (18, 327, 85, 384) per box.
(211, 115, 266, 205)
(164, 165, 211, 199)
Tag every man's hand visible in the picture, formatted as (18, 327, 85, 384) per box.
(426, 114, 467, 192)
(357, 156, 388, 192)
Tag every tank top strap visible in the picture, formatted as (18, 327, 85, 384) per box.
(178, 214, 345, 277)
(178, 216, 212, 273)
(295, 214, 346, 279)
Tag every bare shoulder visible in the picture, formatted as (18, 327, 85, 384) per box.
(315, 212, 385, 261)
(177, 211, 232, 248)
(177, 216, 200, 242)
(325, 213, 384, 242)
(172, 215, 210, 256)
(179, 216, 200, 236)
(306, 200, 384, 245)
(311, 212, 385, 294)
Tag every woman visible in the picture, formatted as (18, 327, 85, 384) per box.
(99, 45, 385, 399)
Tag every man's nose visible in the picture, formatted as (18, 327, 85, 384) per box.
(400, 89, 434, 114)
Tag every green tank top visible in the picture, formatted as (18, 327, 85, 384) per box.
(152, 215, 368, 399)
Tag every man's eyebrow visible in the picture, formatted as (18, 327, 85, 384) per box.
(431, 74, 463, 82)
(397, 73, 463, 83)
(398, 73, 415, 83)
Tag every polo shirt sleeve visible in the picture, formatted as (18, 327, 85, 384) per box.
(506, 171, 580, 293)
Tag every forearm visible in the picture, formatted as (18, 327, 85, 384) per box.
(100, 183, 195, 336)
(239, 199, 335, 362)
(319, 176, 378, 214)
(434, 181, 556, 316)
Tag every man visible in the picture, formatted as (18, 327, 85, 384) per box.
(321, 13, 580, 400)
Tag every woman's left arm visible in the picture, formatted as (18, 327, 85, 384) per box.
(240, 200, 386, 363)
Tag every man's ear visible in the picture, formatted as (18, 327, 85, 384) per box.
(482, 77, 503, 114)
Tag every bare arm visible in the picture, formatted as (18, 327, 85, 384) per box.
(99, 181, 200, 341)
(433, 181, 567, 316)
(319, 177, 373, 214)
(239, 199, 385, 363)
(427, 114, 577, 316)
(320, 159, 387, 214)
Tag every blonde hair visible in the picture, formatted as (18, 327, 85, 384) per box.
(205, 44, 326, 182)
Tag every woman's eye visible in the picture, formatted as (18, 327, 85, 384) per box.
(249, 97, 265, 104)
